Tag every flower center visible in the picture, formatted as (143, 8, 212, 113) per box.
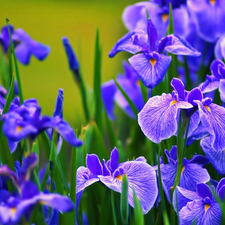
(149, 58, 156, 67)
(205, 204, 210, 213)
(162, 13, 169, 22)
(16, 126, 22, 133)
(209, 0, 216, 5)
(204, 105, 211, 112)
(170, 100, 178, 106)
(116, 174, 123, 181)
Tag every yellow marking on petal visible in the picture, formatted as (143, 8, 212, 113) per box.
(204, 105, 211, 112)
(209, 0, 216, 5)
(181, 166, 185, 174)
(205, 204, 210, 213)
(10, 207, 16, 213)
(16, 126, 22, 133)
(149, 58, 156, 67)
(162, 13, 169, 22)
(136, 80, 140, 86)
(170, 100, 178, 106)
(170, 186, 174, 190)
(116, 174, 122, 181)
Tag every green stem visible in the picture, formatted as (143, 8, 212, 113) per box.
(111, 190, 117, 225)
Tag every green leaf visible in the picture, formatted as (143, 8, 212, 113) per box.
(132, 189, 144, 225)
(120, 174, 129, 225)
(114, 78, 139, 119)
(93, 29, 103, 133)
(140, 79, 148, 103)
(70, 147, 77, 222)
(6, 19, 24, 104)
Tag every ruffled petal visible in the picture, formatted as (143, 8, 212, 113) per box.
(138, 93, 193, 143)
(218, 79, 225, 102)
(99, 161, 158, 214)
(129, 53, 171, 88)
(179, 200, 221, 225)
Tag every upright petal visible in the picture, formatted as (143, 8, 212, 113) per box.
(99, 161, 158, 214)
(163, 34, 201, 57)
(129, 53, 171, 88)
(147, 19, 158, 51)
(86, 154, 103, 175)
(138, 93, 193, 143)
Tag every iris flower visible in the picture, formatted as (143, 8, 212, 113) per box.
(139, 77, 225, 151)
(173, 179, 225, 225)
(0, 154, 74, 225)
(2, 94, 83, 153)
(101, 61, 145, 119)
(76, 147, 158, 214)
(158, 146, 210, 203)
(122, 1, 189, 40)
(109, 19, 200, 88)
(187, 0, 225, 43)
(0, 25, 50, 65)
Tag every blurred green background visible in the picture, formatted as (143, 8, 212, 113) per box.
(0, 0, 136, 126)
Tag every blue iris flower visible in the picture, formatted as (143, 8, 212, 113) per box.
(101, 61, 145, 119)
(0, 25, 50, 65)
(109, 19, 200, 88)
(173, 178, 225, 225)
(122, 1, 189, 40)
(1, 92, 83, 153)
(157, 146, 210, 203)
(76, 147, 158, 215)
(0, 154, 74, 225)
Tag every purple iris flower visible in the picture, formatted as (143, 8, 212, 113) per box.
(0, 154, 74, 225)
(152, 0, 186, 8)
(76, 147, 158, 214)
(139, 77, 225, 150)
(109, 19, 200, 88)
(2, 96, 83, 153)
(158, 146, 210, 203)
(101, 61, 145, 119)
(187, 0, 225, 43)
(0, 25, 50, 65)
(138, 78, 201, 143)
(122, 2, 189, 40)
(200, 60, 225, 102)
(173, 179, 225, 225)
(0, 85, 7, 115)
(62, 37, 80, 82)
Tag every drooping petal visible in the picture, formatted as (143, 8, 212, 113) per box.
(179, 200, 221, 225)
(99, 161, 158, 214)
(129, 53, 171, 88)
(109, 30, 146, 58)
(15, 28, 50, 62)
(0, 165, 19, 188)
(196, 101, 225, 150)
(180, 163, 210, 192)
(216, 178, 225, 195)
(138, 93, 193, 143)
(201, 137, 225, 175)
(15, 43, 32, 65)
(163, 34, 201, 57)
(215, 35, 225, 60)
